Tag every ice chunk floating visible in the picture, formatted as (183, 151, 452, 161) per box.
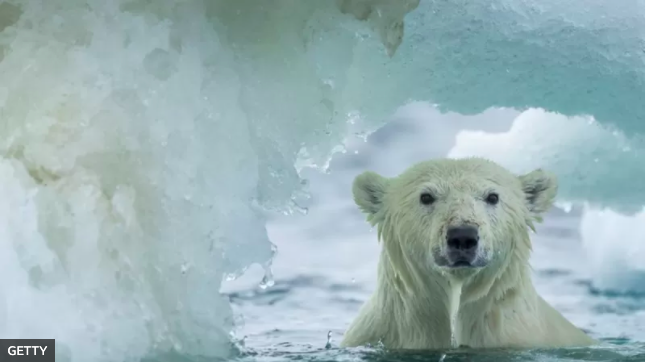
(0, 0, 643, 361)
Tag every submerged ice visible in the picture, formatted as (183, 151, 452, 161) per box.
(0, 0, 642, 361)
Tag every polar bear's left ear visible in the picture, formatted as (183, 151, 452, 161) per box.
(518, 168, 558, 215)
(353, 171, 389, 217)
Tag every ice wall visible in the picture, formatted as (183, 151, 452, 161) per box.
(0, 1, 419, 361)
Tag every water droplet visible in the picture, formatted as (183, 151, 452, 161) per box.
(449, 310, 460, 348)
(224, 266, 249, 282)
(259, 275, 274, 289)
(324, 330, 332, 349)
(439, 354, 446, 362)
(351, 278, 356, 283)
(353, 131, 369, 142)
(180, 263, 190, 274)
(225, 273, 237, 281)
(289, 192, 311, 215)
(322, 79, 335, 90)
(259, 266, 275, 289)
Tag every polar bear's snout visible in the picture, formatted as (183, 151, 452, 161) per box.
(433, 223, 490, 269)
(445, 225, 480, 267)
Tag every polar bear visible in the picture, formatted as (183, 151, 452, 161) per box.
(340, 157, 595, 350)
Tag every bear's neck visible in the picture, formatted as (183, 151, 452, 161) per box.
(375, 238, 538, 349)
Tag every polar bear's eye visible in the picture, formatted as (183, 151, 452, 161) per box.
(485, 193, 499, 205)
(420, 193, 435, 205)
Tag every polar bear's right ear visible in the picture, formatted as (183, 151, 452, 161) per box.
(352, 171, 389, 216)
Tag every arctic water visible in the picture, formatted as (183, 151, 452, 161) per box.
(0, 1, 643, 362)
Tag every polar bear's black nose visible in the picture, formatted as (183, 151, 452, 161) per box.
(446, 225, 479, 251)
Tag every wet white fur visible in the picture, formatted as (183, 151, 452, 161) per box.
(340, 157, 595, 350)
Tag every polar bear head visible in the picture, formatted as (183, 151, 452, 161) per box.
(352, 157, 557, 285)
